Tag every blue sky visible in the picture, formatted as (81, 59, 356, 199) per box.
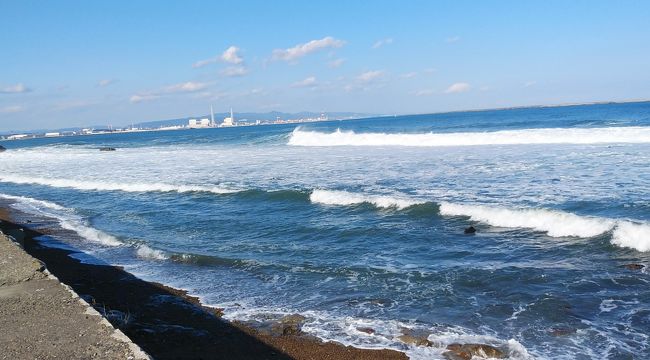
(1, 0, 649, 131)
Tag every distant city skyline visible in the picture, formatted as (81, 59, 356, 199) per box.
(1, 0, 649, 131)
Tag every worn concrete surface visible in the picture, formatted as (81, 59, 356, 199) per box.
(0, 231, 149, 360)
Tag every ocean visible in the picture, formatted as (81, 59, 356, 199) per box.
(1, 102, 650, 359)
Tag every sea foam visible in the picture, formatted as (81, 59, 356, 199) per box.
(310, 189, 423, 209)
(288, 126, 650, 147)
(0, 174, 237, 195)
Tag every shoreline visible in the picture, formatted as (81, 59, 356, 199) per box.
(0, 203, 408, 360)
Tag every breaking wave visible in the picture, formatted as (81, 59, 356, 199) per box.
(0, 193, 123, 247)
(288, 126, 650, 147)
(310, 189, 425, 210)
(439, 202, 615, 238)
(307, 190, 650, 252)
(0, 174, 238, 195)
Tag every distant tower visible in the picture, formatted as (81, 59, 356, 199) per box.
(222, 107, 235, 127)
(210, 105, 215, 127)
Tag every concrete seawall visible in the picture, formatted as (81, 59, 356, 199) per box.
(0, 230, 150, 359)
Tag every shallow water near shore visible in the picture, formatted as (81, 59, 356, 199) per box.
(2, 102, 650, 359)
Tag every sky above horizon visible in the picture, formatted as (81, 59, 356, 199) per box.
(1, 0, 649, 131)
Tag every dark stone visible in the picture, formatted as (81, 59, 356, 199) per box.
(444, 343, 505, 359)
(549, 327, 577, 336)
(356, 327, 375, 335)
(0, 145, 6, 152)
(269, 314, 306, 336)
(464, 226, 476, 234)
(397, 334, 432, 347)
(622, 263, 645, 271)
(99, 147, 116, 151)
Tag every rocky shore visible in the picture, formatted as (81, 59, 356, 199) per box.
(0, 207, 407, 360)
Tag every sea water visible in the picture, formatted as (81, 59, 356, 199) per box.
(1, 102, 650, 359)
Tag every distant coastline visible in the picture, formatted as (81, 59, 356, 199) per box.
(2, 99, 649, 140)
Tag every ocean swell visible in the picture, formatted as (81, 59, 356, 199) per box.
(288, 126, 650, 147)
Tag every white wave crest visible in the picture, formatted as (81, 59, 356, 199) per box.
(1, 192, 123, 247)
(439, 202, 615, 238)
(0, 193, 67, 211)
(59, 219, 123, 247)
(611, 222, 650, 252)
(0, 174, 237, 195)
(310, 189, 422, 209)
(136, 245, 169, 260)
(288, 126, 650, 147)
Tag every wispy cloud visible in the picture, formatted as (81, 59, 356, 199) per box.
(130, 81, 209, 103)
(0, 105, 24, 113)
(413, 89, 434, 96)
(98, 79, 116, 87)
(344, 70, 386, 92)
(423, 68, 437, 74)
(356, 70, 385, 83)
(445, 36, 461, 43)
(524, 81, 537, 88)
(291, 76, 317, 88)
(372, 37, 393, 49)
(129, 94, 160, 104)
(193, 45, 244, 68)
(328, 58, 345, 68)
(220, 66, 249, 77)
(444, 82, 471, 94)
(1, 83, 31, 94)
(401, 72, 418, 79)
(272, 36, 345, 62)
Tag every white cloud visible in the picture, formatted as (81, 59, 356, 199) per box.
(130, 94, 160, 103)
(163, 81, 208, 93)
(413, 89, 434, 96)
(423, 68, 437, 74)
(1, 83, 31, 94)
(272, 36, 345, 62)
(98, 79, 115, 87)
(401, 72, 417, 79)
(130, 81, 209, 103)
(221, 46, 243, 64)
(220, 66, 249, 77)
(372, 37, 393, 49)
(445, 36, 461, 43)
(444, 82, 471, 94)
(344, 70, 386, 92)
(328, 58, 345, 68)
(193, 45, 244, 68)
(524, 81, 537, 88)
(0, 105, 24, 113)
(291, 76, 317, 88)
(357, 70, 385, 83)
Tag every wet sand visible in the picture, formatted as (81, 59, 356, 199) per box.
(0, 206, 407, 360)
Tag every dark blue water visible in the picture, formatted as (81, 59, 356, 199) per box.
(2, 102, 650, 359)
